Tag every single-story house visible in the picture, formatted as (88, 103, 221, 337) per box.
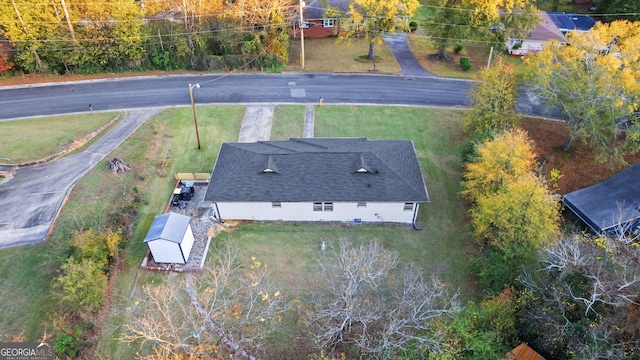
(204, 138, 430, 226)
(507, 12, 566, 56)
(547, 12, 596, 34)
(563, 163, 640, 234)
(295, 0, 350, 39)
(143, 212, 195, 264)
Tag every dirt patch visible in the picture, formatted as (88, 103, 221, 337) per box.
(520, 117, 640, 195)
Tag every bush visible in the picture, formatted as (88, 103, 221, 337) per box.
(460, 57, 471, 71)
(409, 21, 418, 32)
(453, 44, 464, 54)
(55, 258, 107, 313)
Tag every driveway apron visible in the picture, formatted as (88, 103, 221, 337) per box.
(383, 33, 436, 78)
(238, 106, 274, 142)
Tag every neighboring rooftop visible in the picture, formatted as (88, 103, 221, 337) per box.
(523, 12, 566, 41)
(547, 12, 596, 32)
(303, 0, 350, 19)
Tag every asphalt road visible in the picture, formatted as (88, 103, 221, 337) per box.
(0, 73, 550, 120)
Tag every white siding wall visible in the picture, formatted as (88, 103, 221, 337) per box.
(148, 240, 185, 264)
(508, 39, 545, 56)
(215, 201, 417, 223)
(181, 224, 195, 262)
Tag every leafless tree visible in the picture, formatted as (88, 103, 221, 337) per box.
(307, 240, 460, 359)
(120, 239, 286, 359)
(520, 234, 640, 358)
(608, 202, 640, 245)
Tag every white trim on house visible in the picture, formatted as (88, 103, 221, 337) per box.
(214, 201, 420, 223)
(323, 18, 337, 27)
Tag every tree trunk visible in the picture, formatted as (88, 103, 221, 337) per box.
(436, 47, 446, 60)
(368, 41, 375, 61)
(562, 134, 573, 152)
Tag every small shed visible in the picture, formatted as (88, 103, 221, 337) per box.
(143, 212, 195, 264)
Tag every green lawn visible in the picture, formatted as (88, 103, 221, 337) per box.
(0, 112, 119, 163)
(271, 105, 307, 140)
(0, 105, 475, 358)
(286, 37, 401, 74)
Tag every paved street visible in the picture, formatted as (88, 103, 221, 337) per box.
(0, 68, 555, 248)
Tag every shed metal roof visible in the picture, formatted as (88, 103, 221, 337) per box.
(143, 212, 191, 243)
(205, 138, 430, 203)
(563, 163, 640, 233)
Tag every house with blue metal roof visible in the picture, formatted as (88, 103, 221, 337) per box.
(547, 12, 596, 34)
(204, 138, 430, 226)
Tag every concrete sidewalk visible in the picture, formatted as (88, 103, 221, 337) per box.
(0, 109, 162, 248)
(239, 105, 316, 142)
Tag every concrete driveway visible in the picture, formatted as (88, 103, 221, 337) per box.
(0, 109, 162, 248)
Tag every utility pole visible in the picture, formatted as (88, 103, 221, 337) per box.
(487, 46, 493, 69)
(188, 83, 201, 150)
(60, 0, 77, 42)
(299, 0, 305, 70)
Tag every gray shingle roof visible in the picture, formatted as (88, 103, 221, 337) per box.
(143, 212, 191, 243)
(303, 0, 350, 20)
(205, 138, 430, 203)
(563, 162, 640, 234)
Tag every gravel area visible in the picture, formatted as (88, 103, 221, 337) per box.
(142, 181, 217, 272)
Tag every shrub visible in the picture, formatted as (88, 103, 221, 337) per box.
(453, 44, 464, 54)
(409, 21, 418, 32)
(55, 258, 107, 313)
(460, 57, 471, 71)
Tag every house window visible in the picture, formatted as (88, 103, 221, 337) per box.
(357, 202, 366, 208)
(314, 202, 333, 211)
(323, 18, 336, 27)
(272, 202, 281, 208)
(404, 202, 413, 211)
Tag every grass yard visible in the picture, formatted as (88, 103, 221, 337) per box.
(92, 105, 473, 359)
(0, 104, 474, 358)
(0, 244, 54, 340)
(407, 34, 494, 79)
(286, 37, 401, 74)
(0, 112, 119, 163)
(271, 105, 308, 140)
